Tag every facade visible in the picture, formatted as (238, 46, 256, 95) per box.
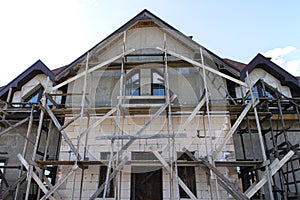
(0, 10, 299, 200)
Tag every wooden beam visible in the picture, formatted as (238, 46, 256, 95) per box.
(214, 100, 257, 158)
(183, 148, 249, 200)
(0, 117, 29, 137)
(152, 150, 198, 200)
(45, 93, 59, 107)
(79, 107, 117, 140)
(50, 49, 135, 91)
(90, 96, 177, 199)
(40, 164, 78, 200)
(59, 113, 81, 131)
(43, 103, 81, 160)
(17, 154, 55, 200)
(156, 47, 249, 88)
(181, 96, 206, 131)
(89, 156, 129, 200)
(245, 150, 294, 198)
(0, 173, 26, 199)
(95, 133, 187, 140)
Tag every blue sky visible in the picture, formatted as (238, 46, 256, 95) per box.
(0, 0, 299, 85)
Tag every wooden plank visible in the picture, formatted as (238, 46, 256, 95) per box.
(245, 150, 294, 198)
(183, 149, 249, 200)
(152, 150, 197, 200)
(181, 96, 206, 131)
(50, 49, 135, 91)
(90, 96, 177, 199)
(95, 133, 187, 140)
(121, 94, 177, 152)
(45, 93, 59, 107)
(246, 72, 274, 200)
(40, 164, 78, 200)
(0, 169, 9, 188)
(0, 117, 29, 137)
(43, 103, 81, 160)
(59, 113, 81, 131)
(214, 101, 257, 158)
(24, 93, 47, 200)
(0, 173, 26, 199)
(17, 154, 55, 200)
(15, 108, 34, 200)
(79, 107, 117, 140)
(157, 47, 249, 88)
(89, 157, 129, 200)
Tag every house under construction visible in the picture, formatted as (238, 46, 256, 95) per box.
(0, 9, 299, 200)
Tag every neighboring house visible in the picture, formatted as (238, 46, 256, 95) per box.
(0, 9, 299, 200)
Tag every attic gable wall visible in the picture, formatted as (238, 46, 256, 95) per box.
(235, 68, 292, 98)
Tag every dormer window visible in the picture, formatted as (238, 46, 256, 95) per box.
(22, 85, 44, 103)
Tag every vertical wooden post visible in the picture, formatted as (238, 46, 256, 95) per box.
(200, 47, 220, 199)
(246, 72, 274, 200)
(72, 52, 89, 200)
(24, 77, 49, 200)
(14, 106, 34, 200)
(163, 33, 178, 199)
(36, 120, 53, 199)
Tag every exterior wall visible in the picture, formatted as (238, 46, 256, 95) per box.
(0, 122, 60, 199)
(56, 114, 237, 199)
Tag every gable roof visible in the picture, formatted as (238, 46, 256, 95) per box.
(0, 60, 55, 100)
(55, 9, 239, 81)
(240, 53, 300, 96)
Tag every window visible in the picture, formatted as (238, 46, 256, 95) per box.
(125, 69, 165, 97)
(22, 85, 52, 105)
(98, 166, 114, 198)
(152, 71, 165, 96)
(178, 152, 197, 198)
(126, 71, 140, 96)
(0, 160, 6, 190)
(23, 86, 44, 103)
(98, 153, 114, 198)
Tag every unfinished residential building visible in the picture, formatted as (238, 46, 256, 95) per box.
(0, 9, 299, 200)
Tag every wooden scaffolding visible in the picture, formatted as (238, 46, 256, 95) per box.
(0, 32, 299, 200)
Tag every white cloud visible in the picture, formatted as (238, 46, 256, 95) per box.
(264, 46, 296, 59)
(264, 46, 300, 76)
(285, 60, 300, 75)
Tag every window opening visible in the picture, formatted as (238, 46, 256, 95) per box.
(126, 71, 140, 96)
(98, 152, 115, 198)
(177, 152, 197, 198)
(151, 70, 165, 96)
(0, 160, 5, 190)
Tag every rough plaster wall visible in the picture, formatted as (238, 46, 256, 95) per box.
(0, 123, 60, 198)
(235, 68, 292, 98)
(11, 74, 62, 103)
(56, 114, 236, 199)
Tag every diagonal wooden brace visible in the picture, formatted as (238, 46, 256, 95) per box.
(153, 150, 198, 200)
(214, 100, 258, 159)
(183, 148, 249, 200)
(51, 49, 135, 91)
(43, 103, 81, 160)
(156, 47, 249, 88)
(245, 150, 294, 198)
(17, 154, 55, 200)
